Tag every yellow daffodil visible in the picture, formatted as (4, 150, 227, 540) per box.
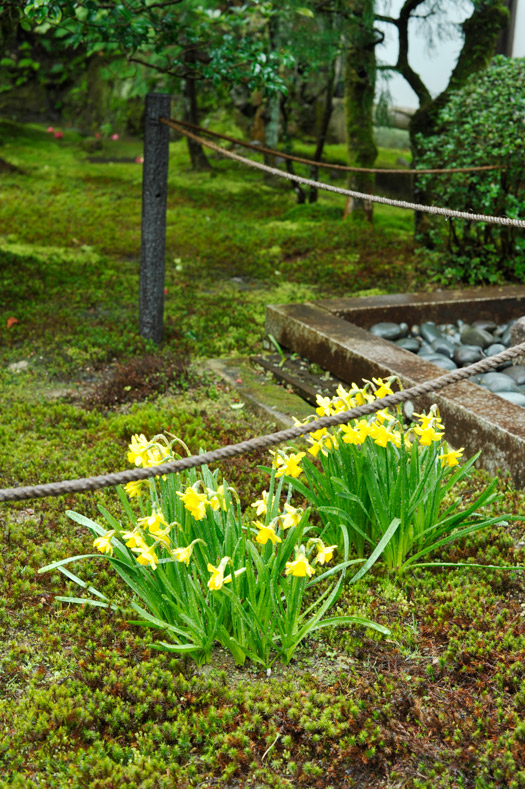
(439, 447, 464, 467)
(93, 530, 116, 556)
(315, 542, 337, 565)
(413, 409, 445, 433)
(154, 526, 171, 548)
(279, 504, 302, 530)
(415, 425, 444, 446)
(368, 423, 390, 448)
(172, 539, 204, 566)
(374, 408, 393, 425)
(144, 443, 170, 467)
(207, 485, 227, 511)
(207, 556, 245, 590)
(315, 395, 334, 417)
(127, 434, 150, 467)
(254, 521, 282, 545)
(272, 451, 306, 479)
(124, 480, 144, 498)
(121, 529, 147, 550)
(252, 491, 269, 516)
(177, 487, 208, 520)
(285, 549, 315, 578)
(138, 508, 168, 534)
(371, 377, 394, 399)
(132, 545, 159, 570)
(340, 420, 369, 445)
(308, 440, 324, 457)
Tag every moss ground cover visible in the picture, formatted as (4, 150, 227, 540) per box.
(0, 122, 524, 787)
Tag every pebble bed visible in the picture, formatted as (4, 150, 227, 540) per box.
(369, 318, 525, 407)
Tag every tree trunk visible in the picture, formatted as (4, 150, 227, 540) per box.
(264, 14, 281, 175)
(309, 63, 336, 204)
(183, 51, 210, 171)
(343, 0, 378, 222)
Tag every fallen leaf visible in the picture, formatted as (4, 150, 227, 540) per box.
(230, 402, 245, 410)
(7, 317, 19, 328)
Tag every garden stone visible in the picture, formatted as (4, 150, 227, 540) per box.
(460, 326, 495, 348)
(483, 378, 520, 394)
(431, 337, 456, 358)
(418, 353, 457, 371)
(472, 319, 498, 332)
(501, 327, 512, 346)
(395, 337, 420, 353)
(398, 322, 409, 338)
(420, 322, 443, 343)
(370, 322, 405, 341)
(495, 391, 525, 407)
(453, 346, 483, 366)
(509, 317, 525, 347)
(479, 372, 517, 388)
(410, 324, 420, 336)
(505, 365, 525, 386)
(485, 343, 507, 357)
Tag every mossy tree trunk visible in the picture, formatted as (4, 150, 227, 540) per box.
(183, 48, 210, 171)
(344, 0, 378, 222)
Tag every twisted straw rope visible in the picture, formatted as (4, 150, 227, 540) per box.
(2, 341, 525, 503)
(163, 118, 525, 229)
(174, 118, 504, 176)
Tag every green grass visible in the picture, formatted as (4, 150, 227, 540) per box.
(0, 121, 524, 788)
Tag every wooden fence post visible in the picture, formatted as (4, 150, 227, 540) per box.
(139, 92, 171, 344)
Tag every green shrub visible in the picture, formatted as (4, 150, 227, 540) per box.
(416, 56, 525, 284)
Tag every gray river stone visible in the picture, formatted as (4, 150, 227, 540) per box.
(472, 319, 498, 333)
(505, 365, 525, 386)
(420, 322, 443, 343)
(418, 353, 457, 371)
(431, 337, 457, 358)
(453, 346, 483, 366)
(395, 337, 420, 353)
(460, 326, 495, 348)
(495, 391, 525, 407)
(501, 327, 513, 346)
(483, 378, 520, 394)
(370, 322, 405, 341)
(479, 372, 516, 387)
(485, 343, 507, 357)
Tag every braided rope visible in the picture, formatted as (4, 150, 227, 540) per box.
(2, 341, 525, 503)
(163, 118, 525, 229)
(174, 118, 503, 176)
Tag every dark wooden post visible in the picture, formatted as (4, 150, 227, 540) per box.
(139, 92, 171, 344)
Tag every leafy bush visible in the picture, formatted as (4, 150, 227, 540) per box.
(416, 56, 525, 284)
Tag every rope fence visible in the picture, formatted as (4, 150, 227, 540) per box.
(2, 340, 525, 503)
(173, 118, 504, 176)
(162, 118, 525, 229)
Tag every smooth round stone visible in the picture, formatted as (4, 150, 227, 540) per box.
(479, 372, 517, 387)
(495, 391, 525, 407)
(472, 319, 498, 332)
(431, 337, 456, 358)
(398, 322, 409, 338)
(494, 324, 509, 338)
(410, 324, 421, 336)
(418, 353, 457, 371)
(485, 343, 507, 357)
(460, 326, 495, 348)
(505, 365, 525, 386)
(501, 327, 512, 346)
(484, 379, 520, 394)
(453, 346, 483, 366)
(370, 322, 405, 341)
(395, 337, 420, 353)
(420, 322, 443, 343)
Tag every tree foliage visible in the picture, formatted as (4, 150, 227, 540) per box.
(416, 56, 525, 284)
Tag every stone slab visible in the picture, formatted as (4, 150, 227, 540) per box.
(266, 290, 525, 488)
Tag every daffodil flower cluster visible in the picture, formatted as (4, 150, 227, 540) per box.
(281, 378, 486, 571)
(55, 431, 390, 668)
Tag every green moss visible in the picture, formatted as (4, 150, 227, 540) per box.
(0, 121, 524, 787)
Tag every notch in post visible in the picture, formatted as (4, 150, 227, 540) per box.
(139, 92, 172, 344)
